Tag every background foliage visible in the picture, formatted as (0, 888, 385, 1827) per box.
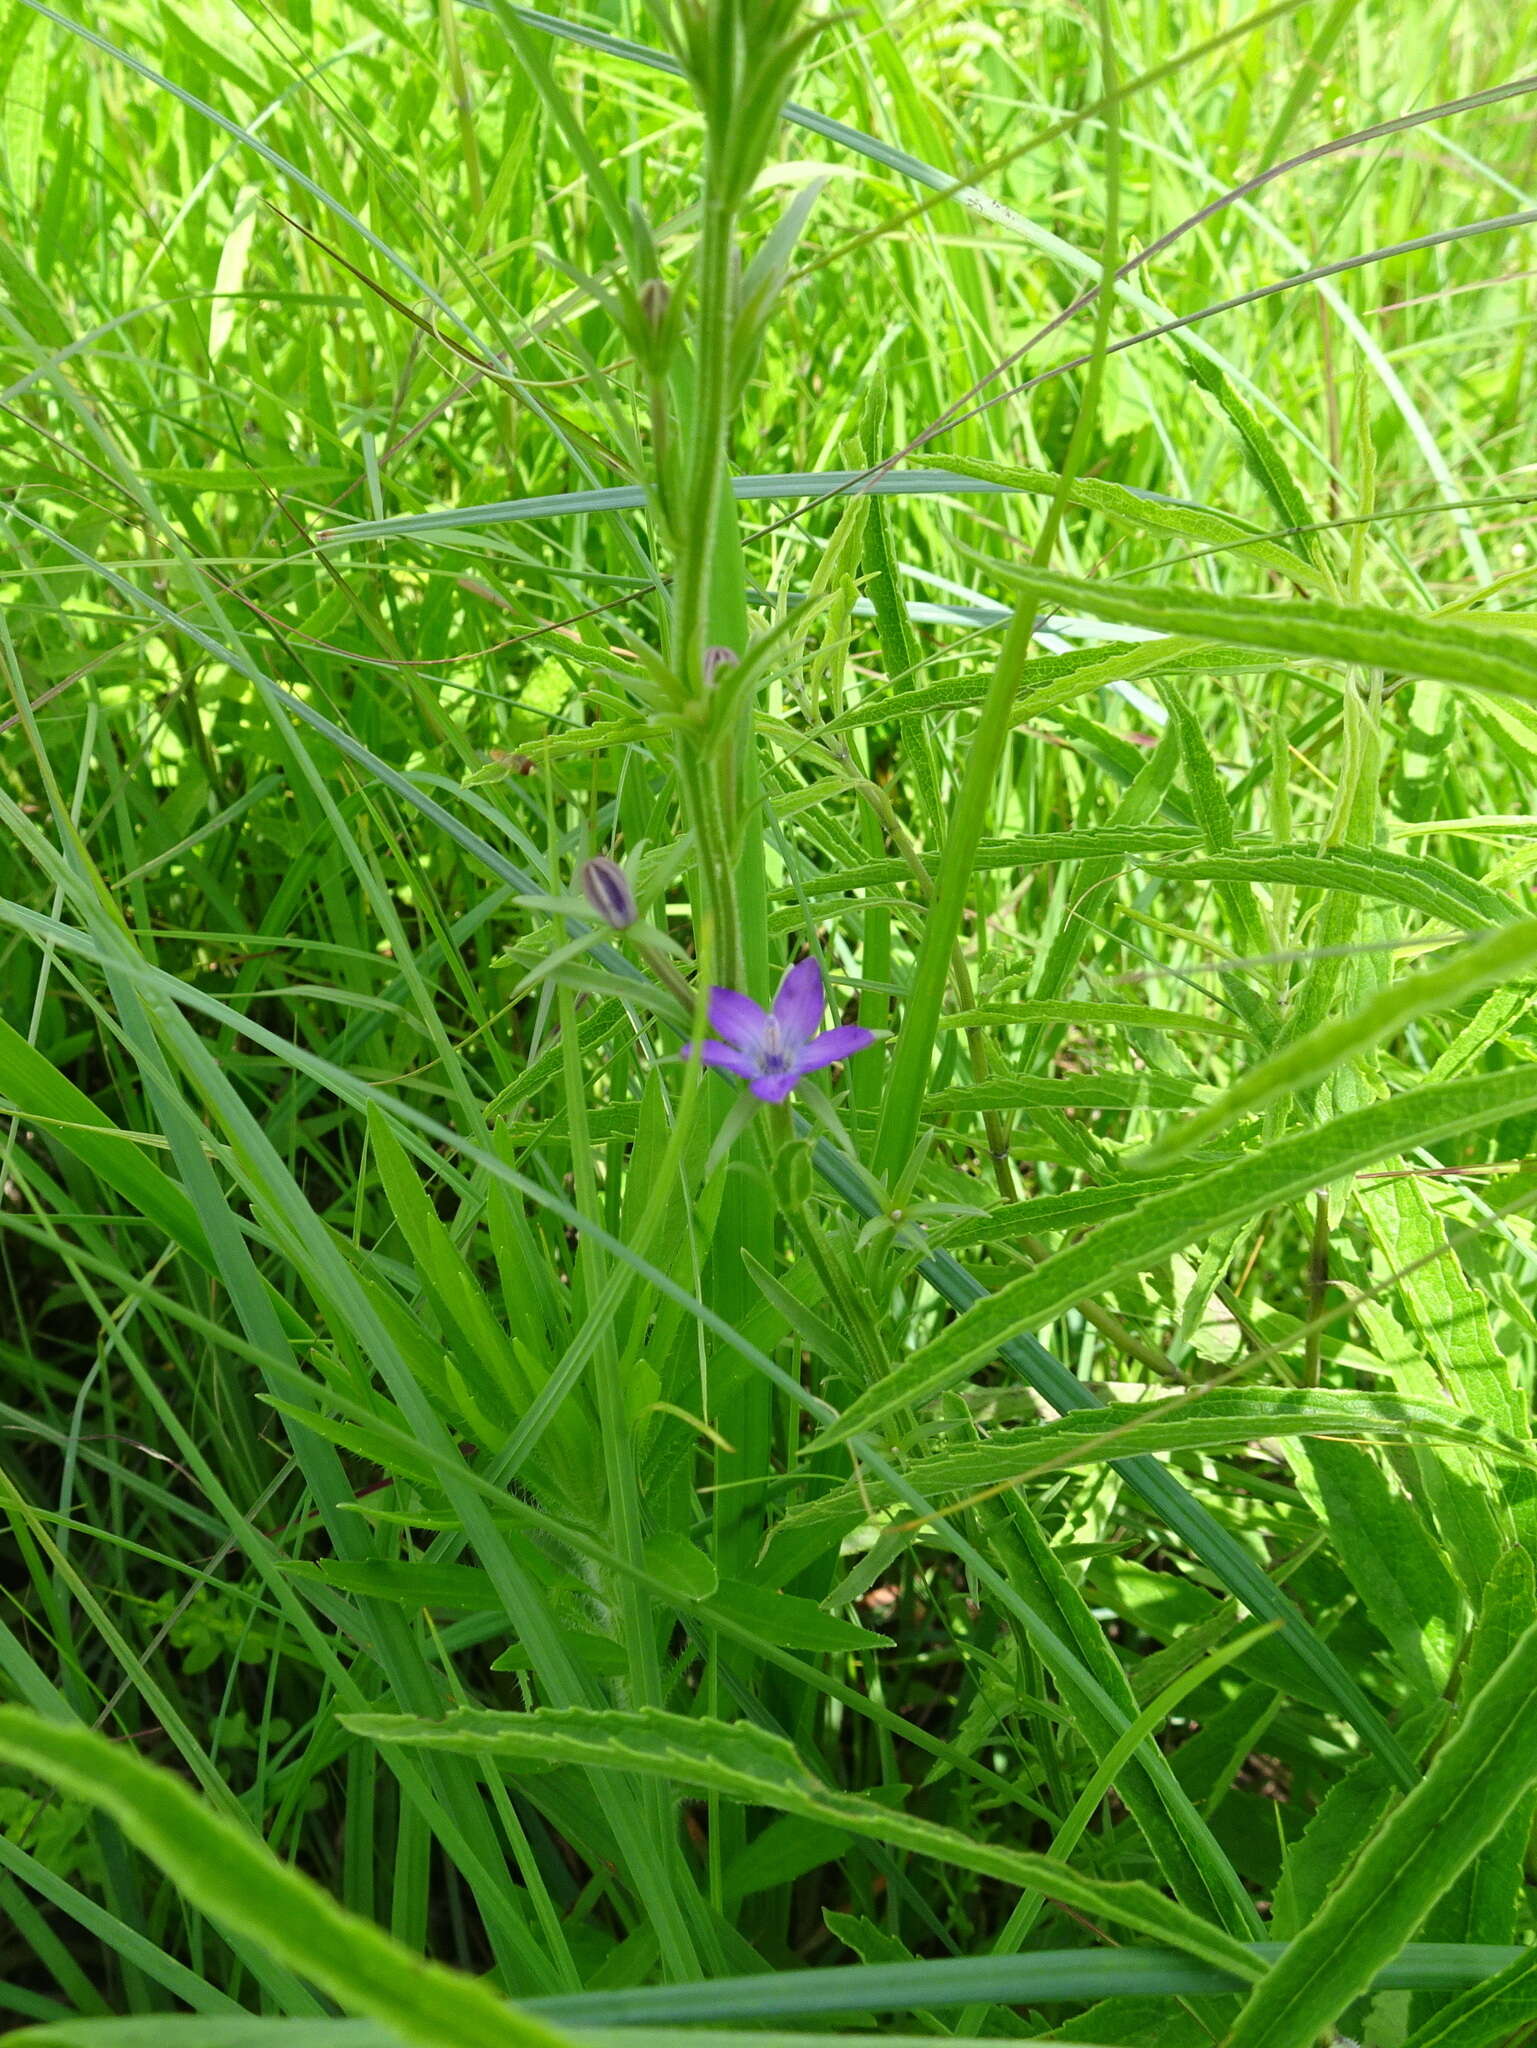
(2, 2, 1537, 2044)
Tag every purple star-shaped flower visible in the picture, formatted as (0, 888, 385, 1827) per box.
(687, 958, 876, 1103)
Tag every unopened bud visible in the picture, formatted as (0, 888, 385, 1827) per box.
(637, 278, 670, 331)
(702, 645, 738, 688)
(578, 856, 637, 930)
(772, 1137, 815, 1213)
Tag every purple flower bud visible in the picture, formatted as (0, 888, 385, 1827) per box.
(578, 856, 637, 930)
(702, 645, 738, 688)
(637, 278, 670, 330)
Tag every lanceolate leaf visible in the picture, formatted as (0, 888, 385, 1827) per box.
(819, 1065, 1537, 1447)
(813, 641, 1259, 739)
(928, 1073, 1205, 1114)
(809, 1142, 1416, 1785)
(347, 1705, 1265, 1982)
(1401, 1947, 1537, 2048)
(928, 453, 1329, 587)
(1223, 1619, 1537, 2048)
(0, 1711, 575, 2048)
(779, 827, 1201, 895)
(1155, 844, 1513, 929)
(1134, 917, 1537, 1163)
(781, 1390, 1537, 1533)
(995, 565, 1537, 701)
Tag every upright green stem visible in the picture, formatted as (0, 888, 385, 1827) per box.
(673, 175, 738, 684)
(659, 18, 789, 1900)
(675, 736, 742, 992)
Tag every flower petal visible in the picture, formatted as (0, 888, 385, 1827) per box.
(771, 956, 824, 1047)
(790, 1024, 878, 1077)
(687, 1039, 762, 1082)
(749, 1071, 799, 1104)
(707, 985, 770, 1053)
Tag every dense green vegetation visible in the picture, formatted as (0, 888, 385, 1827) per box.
(3, 2, 1537, 2043)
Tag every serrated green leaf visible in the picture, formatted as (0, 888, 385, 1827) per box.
(937, 1173, 1197, 1249)
(346, 1705, 1265, 1981)
(781, 828, 1201, 899)
(1134, 918, 1537, 1163)
(1413, 1550, 1537, 2022)
(1223, 1620, 1537, 2048)
(0, 1710, 575, 2048)
(929, 1074, 1205, 1115)
(1299, 1440, 1461, 1697)
(1181, 347, 1323, 569)
(930, 452, 1329, 588)
(813, 640, 1261, 740)
(789, 1390, 1534, 1536)
(1401, 1946, 1537, 2048)
(1156, 843, 1512, 929)
(820, 1066, 1537, 1447)
(995, 566, 1537, 701)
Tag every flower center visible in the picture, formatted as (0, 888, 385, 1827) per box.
(760, 1021, 788, 1074)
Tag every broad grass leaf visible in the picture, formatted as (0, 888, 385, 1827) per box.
(525, 1950, 1522, 2025)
